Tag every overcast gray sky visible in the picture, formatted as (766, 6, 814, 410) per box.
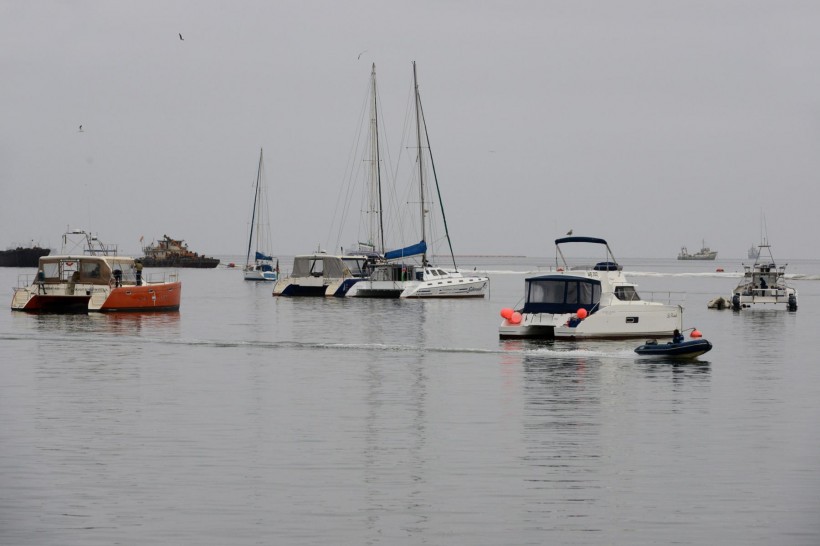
(2, 1, 819, 259)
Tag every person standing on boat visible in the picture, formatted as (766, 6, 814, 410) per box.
(135, 259, 143, 286)
(672, 329, 684, 343)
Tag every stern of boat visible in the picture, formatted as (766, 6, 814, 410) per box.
(499, 312, 559, 339)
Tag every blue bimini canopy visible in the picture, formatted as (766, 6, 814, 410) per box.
(384, 240, 427, 261)
(522, 275, 602, 314)
(255, 251, 273, 261)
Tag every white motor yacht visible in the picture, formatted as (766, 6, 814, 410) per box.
(499, 236, 682, 340)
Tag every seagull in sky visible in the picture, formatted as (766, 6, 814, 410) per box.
(566, 229, 573, 236)
(78, 125, 83, 132)
(179, 33, 184, 41)
(357, 49, 367, 60)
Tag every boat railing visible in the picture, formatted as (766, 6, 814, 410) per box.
(643, 291, 687, 305)
(749, 287, 787, 298)
(15, 273, 34, 289)
(144, 271, 179, 284)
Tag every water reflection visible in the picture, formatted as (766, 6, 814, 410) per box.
(497, 338, 715, 534)
(22, 310, 181, 336)
(517, 349, 604, 531)
(362, 342, 429, 538)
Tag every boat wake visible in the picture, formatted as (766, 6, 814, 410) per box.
(0, 334, 676, 360)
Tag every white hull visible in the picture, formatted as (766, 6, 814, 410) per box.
(244, 268, 277, 282)
(731, 287, 797, 310)
(400, 274, 487, 298)
(347, 264, 488, 299)
(346, 279, 409, 298)
(500, 302, 682, 339)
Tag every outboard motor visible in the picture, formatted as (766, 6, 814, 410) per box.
(732, 293, 741, 311)
(788, 293, 797, 312)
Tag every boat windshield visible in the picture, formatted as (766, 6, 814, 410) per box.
(342, 257, 368, 277)
(522, 276, 602, 314)
(292, 256, 348, 278)
(614, 286, 641, 301)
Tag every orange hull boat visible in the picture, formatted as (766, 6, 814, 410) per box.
(12, 254, 181, 313)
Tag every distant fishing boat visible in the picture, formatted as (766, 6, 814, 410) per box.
(730, 239, 797, 311)
(677, 240, 717, 260)
(747, 245, 760, 260)
(243, 149, 278, 281)
(141, 235, 219, 268)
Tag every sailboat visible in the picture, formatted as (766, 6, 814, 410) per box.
(346, 61, 488, 298)
(243, 149, 278, 281)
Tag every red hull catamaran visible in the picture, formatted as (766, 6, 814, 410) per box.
(11, 254, 181, 312)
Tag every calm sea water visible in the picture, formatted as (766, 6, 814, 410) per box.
(2, 256, 819, 545)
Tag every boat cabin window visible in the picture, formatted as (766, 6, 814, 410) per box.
(309, 259, 324, 277)
(436, 269, 448, 276)
(523, 276, 602, 314)
(614, 286, 640, 301)
(81, 261, 102, 279)
(41, 262, 60, 281)
(342, 258, 367, 277)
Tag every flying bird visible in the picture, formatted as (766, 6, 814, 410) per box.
(179, 33, 184, 41)
(357, 49, 367, 60)
(566, 229, 573, 236)
(78, 125, 83, 132)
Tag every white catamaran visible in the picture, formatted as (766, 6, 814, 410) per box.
(346, 62, 488, 298)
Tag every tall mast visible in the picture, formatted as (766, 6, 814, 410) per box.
(370, 63, 385, 254)
(246, 148, 263, 265)
(413, 61, 427, 267)
(418, 96, 458, 271)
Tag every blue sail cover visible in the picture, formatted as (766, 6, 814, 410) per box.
(384, 241, 427, 261)
(255, 251, 273, 261)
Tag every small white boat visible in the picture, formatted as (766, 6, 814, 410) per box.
(730, 240, 797, 311)
(243, 149, 278, 282)
(499, 237, 682, 340)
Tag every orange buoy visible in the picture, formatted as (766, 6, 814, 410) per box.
(690, 329, 702, 338)
(500, 307, 514, 320)
(510, 312, 522, 325)
(576, 308, 588, 319)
